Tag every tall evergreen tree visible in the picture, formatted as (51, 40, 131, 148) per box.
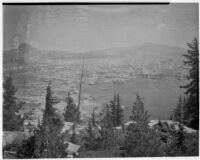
(99, 104, 116, 150)
(115, 93, 124, 126)
(33, 83, 67, 158)
(107, 93, 124, 127)
(3, 75, 23, 131)
(122, 94, 163, 157)
(130, 93, 145, 122)
(17, 83, 67, 158)
(110, 94, 117, 127)
(63, 92, 81, 123)
(170, 96, 183, 122)
(181, 38, 199, 129)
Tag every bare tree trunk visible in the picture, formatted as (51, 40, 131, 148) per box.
(77, 58, 84, 110)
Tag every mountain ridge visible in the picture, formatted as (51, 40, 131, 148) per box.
(3, 42, 186, 64)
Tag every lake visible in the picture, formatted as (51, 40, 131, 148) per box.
(4, 56, 186, 122)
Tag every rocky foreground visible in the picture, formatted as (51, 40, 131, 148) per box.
(3, 119, 197, 158)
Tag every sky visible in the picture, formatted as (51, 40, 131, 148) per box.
(3, 4, 199, 52)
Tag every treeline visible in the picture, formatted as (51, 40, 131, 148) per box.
(3, 38, 199, 158)
(3, 76, 198, 158)
(82, 92, 198, 157)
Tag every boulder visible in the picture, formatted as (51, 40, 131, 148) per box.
(64, 141, 80, 157)
(149, 120, 197, 134)
(3, 131, 29, 148)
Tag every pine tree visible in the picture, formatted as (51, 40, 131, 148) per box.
(102, 104, 113, 129)
(63, 92, 81, 123)
(169, 96, 186, 156)
(115, 93, 124, 126)
(130, 93, 145, 122)
(123, 123, 163, 157)
(122, 94, 164, 157)
(107, 93, 124, 127)
(42, 82, 56, 123)
(170, 96, 183, 122)
(181, 38, 199, 129)
(84, 120, 98, 150)
(33, 83, 67, 158)
(110, 94, 117, 127)
(17, 83, 67, 158)
(3, 75, 23, 131)
(99, 104, 116, 150)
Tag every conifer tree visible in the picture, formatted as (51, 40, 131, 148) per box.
(170, 96, 183, 122)
(115, 93, 124, 126)
(181, 38, 199, 129)
(102, 104, 113, 128)
(63, 92, 81, 123)
(17, 83, 67, 158)
(84, 120, 98, 150)
(3, 75, 23, 131)
(130, 93, 145, 122)
(99, 104, 116, 150)
(108, 93, 124, 127)
(110, 94, 117, 127)
(169, 96, 186, 155)
(122, 94, 163, 157)
(34, 83, 67, 158)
